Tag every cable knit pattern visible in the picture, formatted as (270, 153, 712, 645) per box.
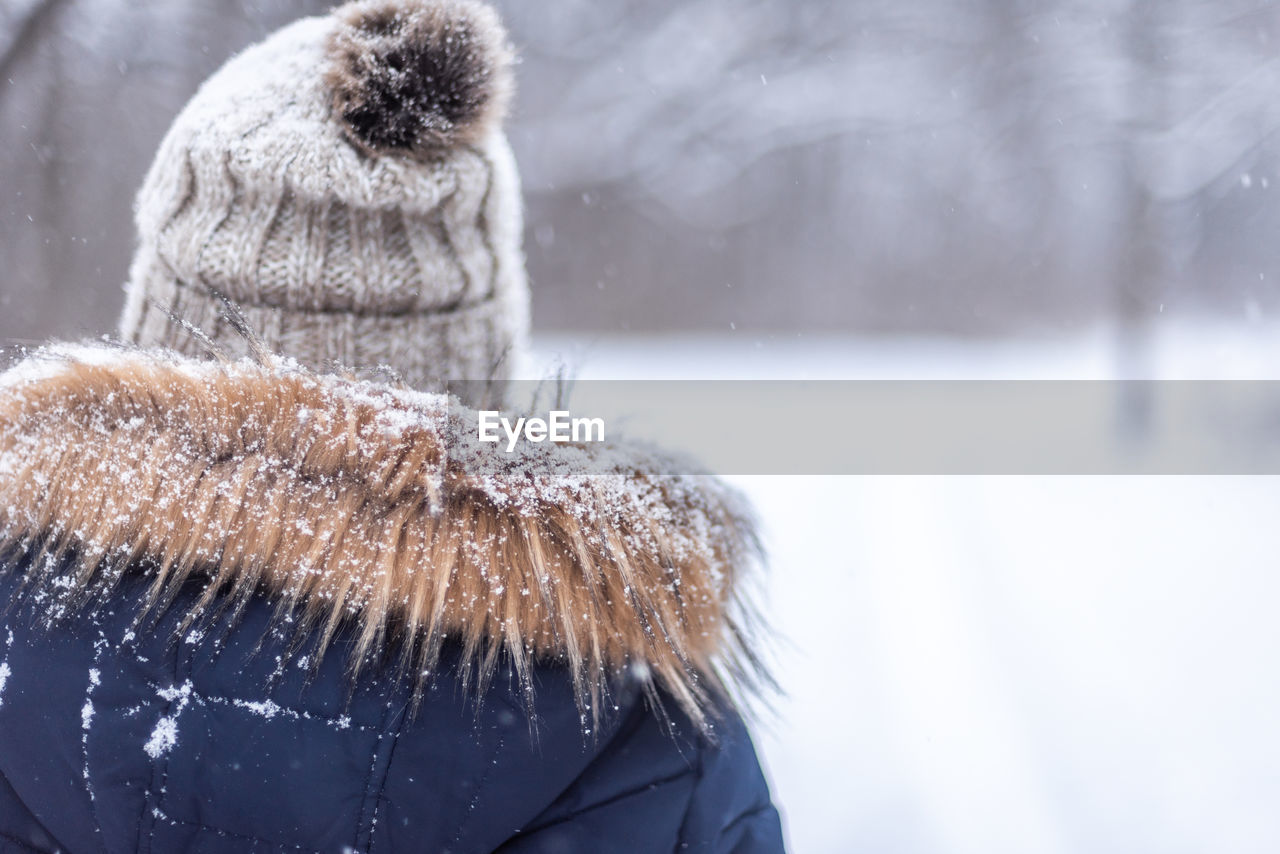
(118, 3, 528, 397)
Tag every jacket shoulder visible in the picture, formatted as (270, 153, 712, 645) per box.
(494, 701, 785, 853)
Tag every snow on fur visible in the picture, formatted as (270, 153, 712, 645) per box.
(326, 0, 514, 155)
(0, 344, 767, 732)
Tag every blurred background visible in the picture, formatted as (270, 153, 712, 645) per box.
(5, 1, 1280, 852)
(5, 0, 1280, 343)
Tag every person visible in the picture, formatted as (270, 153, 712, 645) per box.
(0, 1, 785, 851)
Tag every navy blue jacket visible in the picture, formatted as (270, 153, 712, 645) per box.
(0, 345, 784, 853)
(0, 563, 783, 853)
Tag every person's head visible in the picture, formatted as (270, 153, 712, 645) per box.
(119, 0, 528, 395)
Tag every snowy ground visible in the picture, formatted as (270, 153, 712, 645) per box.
(532, 321, 1280, 854)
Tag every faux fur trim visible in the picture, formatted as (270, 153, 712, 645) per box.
(0, 344, 766, 731)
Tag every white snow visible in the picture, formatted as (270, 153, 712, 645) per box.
(532, 324, 1280, 854)
(143, 717, 179, 760)
(145, 681, 193, 759)
(82, 669, 101, 731)
(155, 682, 192, 704)
(735, 475, 1280, 854)
(233, 698, 282, 720)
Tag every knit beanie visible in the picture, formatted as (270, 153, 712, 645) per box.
(119, 0, 528, 393)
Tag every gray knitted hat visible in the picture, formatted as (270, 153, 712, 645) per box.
(119, 0, 528, 392)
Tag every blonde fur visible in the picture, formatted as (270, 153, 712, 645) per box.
(0, 346, 766, 732)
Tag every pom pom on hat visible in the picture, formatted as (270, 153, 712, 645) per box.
(325, 0, 514, 157)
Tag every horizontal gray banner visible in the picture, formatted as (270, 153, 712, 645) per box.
(444, 380, 1280, 475)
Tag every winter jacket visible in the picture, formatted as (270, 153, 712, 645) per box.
(0, 345, 784, 853)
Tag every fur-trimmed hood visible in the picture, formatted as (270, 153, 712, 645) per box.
(0, 344, 766, 731)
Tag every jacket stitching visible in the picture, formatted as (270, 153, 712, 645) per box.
(673, 737, 708, 849)
(0, 757, 71, 854)
(353, 701, 403, 853)
(0, 828, 47, 854)
(363, 710, 407, 854)
(131, 675, 399, 851)
(0, 644, 75, 854)
(138, 679, 380, 732)
(138, 640, 193, 854)
(82, 635, 109, 854)
(512, 766, 698, 839)
(449, 731, 505, 851)
(718, 803, 776, 837)
(150, 806, 317, 853)
(499, 691, 667, 841)
(153, 643, 197, 851)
